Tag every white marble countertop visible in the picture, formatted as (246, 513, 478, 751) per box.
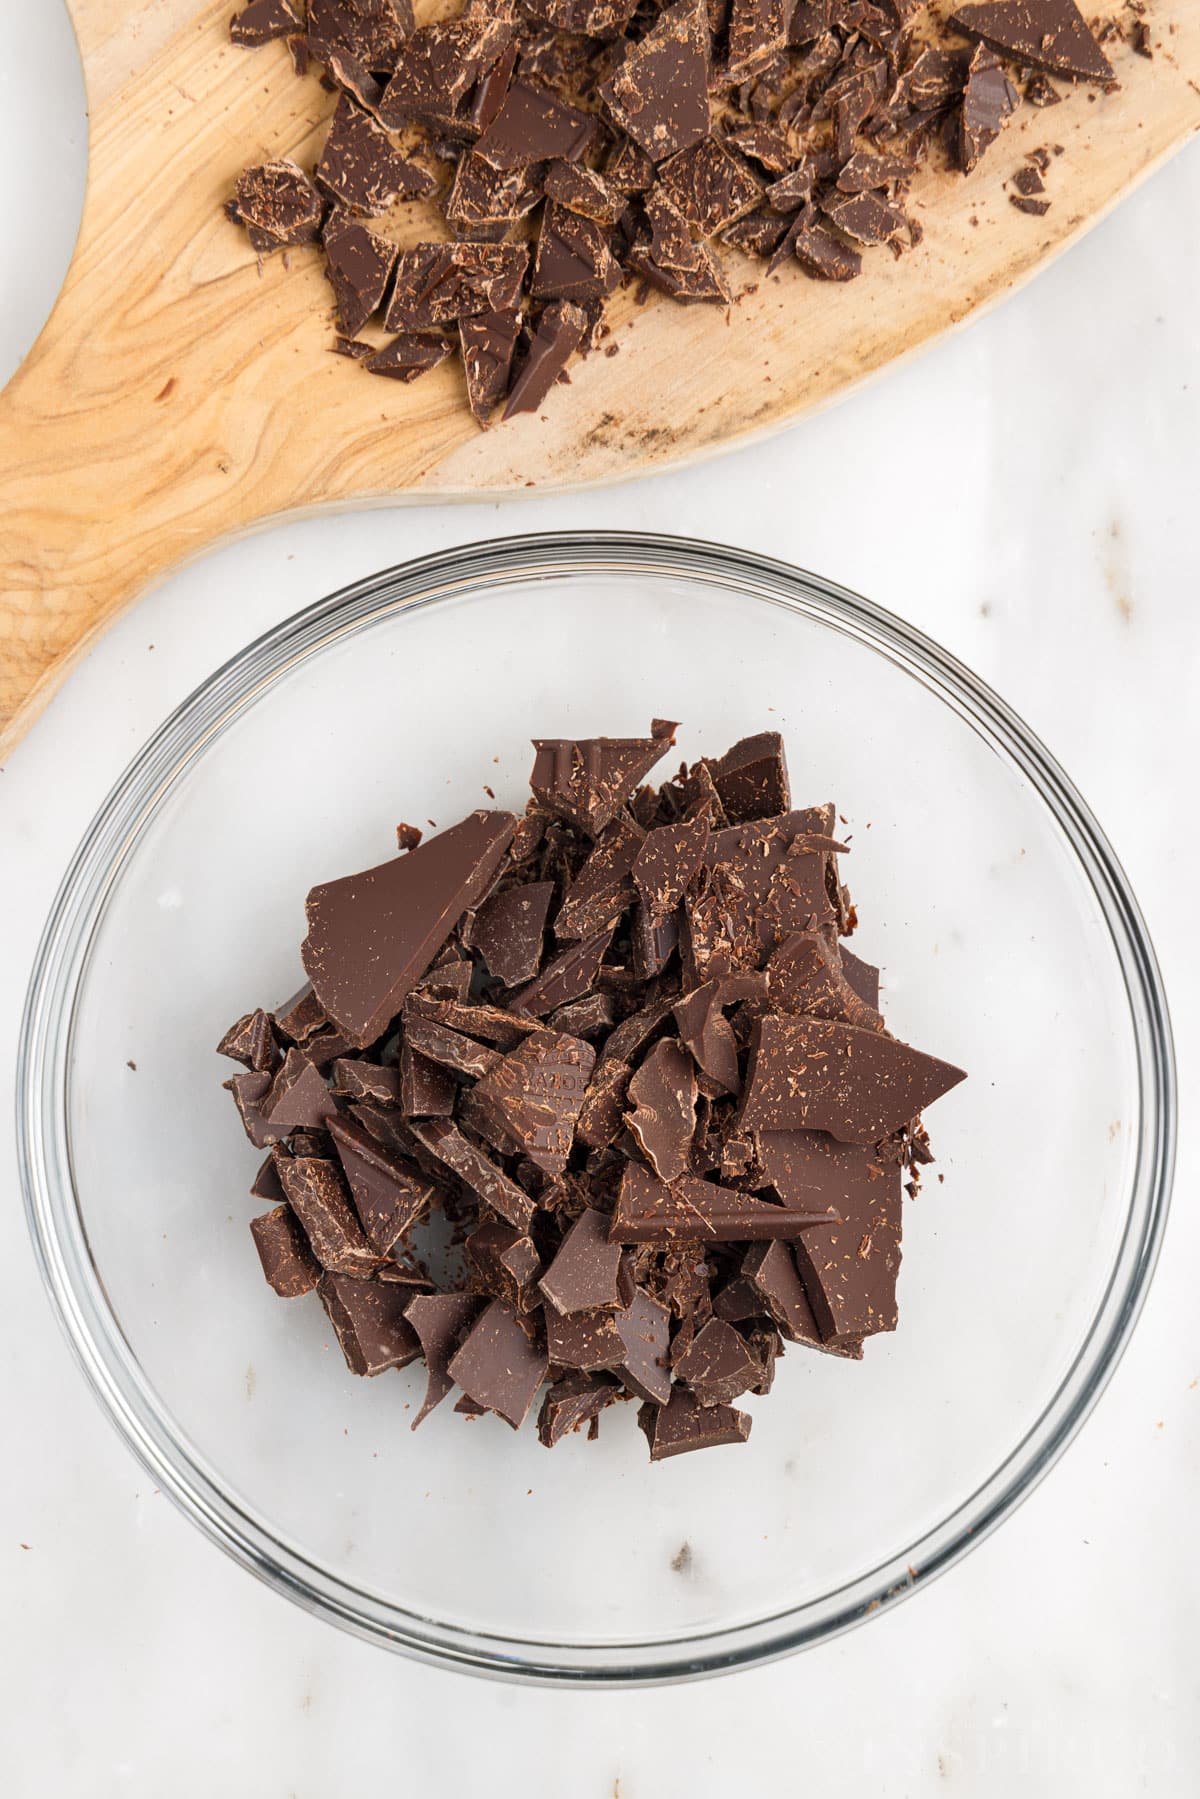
(2, 7, 1198, 1794)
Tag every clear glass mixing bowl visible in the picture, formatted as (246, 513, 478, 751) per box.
(18, 533, 1175, 1683)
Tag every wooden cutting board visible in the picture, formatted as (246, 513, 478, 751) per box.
(1, 1, 1197, 752)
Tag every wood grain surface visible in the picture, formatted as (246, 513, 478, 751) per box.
(0, 0, 1196, 753)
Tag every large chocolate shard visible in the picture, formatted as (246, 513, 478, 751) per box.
(759, 1132, 903, 1335)
(683, 812, 838, 982)
(319, 1272, 422, 1376)
(460, 1028, 595, 1173)
(740, 1016, 966, 1142)
(475, 80, 597, 168)
(638, 1386, 751, 1459)
(408, 1118, 535, 1230)
(625, 1038, 697, 1181)
(401, 1013, 502, 1079)
(530, 724, 676, 836)
(958, 42, 1020, 171)
(405, 1292, 483, 1424)
(276, 1155, 381, 1275)
(386, 242, 529, 330)
(448, 1299, 549, 1428)
(724, 0, 788, 82)
(545, 1305, 626, 1370)
(672, 1316, 758, 1405)
(543, 158, 626, 225)
(657, 137, 762, 237)
(632, 812, 709, 917)
(327, 1111, 434, 1253)
(508, 929, 612, 1016)
(949, 1, 1113, 83)
(532, 202, 622, 303)
(301, 809, 516, 1046)
(539, 1207, 625, 1314)
(765, 931, 883, 1030)
(468, 880, 554, 983)
(316, 97, 434, 215)
(554, 814, 645, 940)
(378, 16, 513, 127)
(503, 300, 589, 420)
(250, 1204, 321, 1297)
(322, 211, 398, 336)
(599, 0, 711, 162)
(610, 1162, 838, 1243)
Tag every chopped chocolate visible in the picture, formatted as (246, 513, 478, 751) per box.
(409, 1117, 535, 1230)
(503, 299, 589, 419)
(475, 79, 597, 168)
(448, 1300, 549, 1427)
(710, 731, 790, 822)
(406, 1292, 484, 1424)
(674, 972, 765, 1094)
(632, 812, 710, 917)
(639, 1386, 751, 1459)
(539, 1207, 626, 1314)
(548, 991, 616, 1039)
(307, 0, 413, 70)
(469, 880, 554, 984)
(613, 1288, 673, 1403)
(531, 725, 676, 836)
(386, 242, 529, 330)
(444, 153, 545, 232)
(259, 1047, 341, 1135)
(231, 1, 302, 48)
(600, 0, 711, 162)
(327, 1111, 434, 1252)
(538, 1371, 622, 1446)
(331, 1058, 401, 1105)
(740, 1016, 967, 1142)
(765, 930, 883, 1030)
(301, 809, 516, 1046)
(319, 1272, 422, 1375)
(555, 814, 645, 940)
(631, 189, 731, 303)
(658, 137, 763, 236)
(532, 202, 622, 302)
(228, 159, 324, 252)
(402, 1013, 503, 1079)
(721, 208, 788, 258)
(611, 1161, 838, 1242)
(1010, 193, 1051, 215)
(836, 149, 918, 192)
(460, 1028, 595, 1171)
(378, 16, 513, 128)
(316, 97, 434, 215)
(322, 211, 398, 335)
(725, 0, 788, 83)
(958, 43, 1019, 172)
(467, 1220, 543, 1312)
(250, 1204, 321, 1296)
(949, 1, 1113, 83)
(761, 1132, 903, 1335)
(672, 1316, 758, 1405)
(543, 159, 627, 224)
(781, 212, 862, 281)
(724, 1237, 863, 1354)
(626, 1038, 698, 1181)
(407, 994, 538, 1047)
(576, 1057, 634, 1149)
(683, 812, 838, 982)
(399, 1040, 457, 1115)
(275, 1154, 381, 1275)
(545, 1304, 627, 1370)
(217, 1007, 278, 1073)
(821, 190, 907, 245)
(459, 308, 523, 424)
(509, 929, 613, 1016)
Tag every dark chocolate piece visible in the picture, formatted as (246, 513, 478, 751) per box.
(658, 137, 762, 237)
(547, 991, 616, 1039)
(327, 1111, 434, 1252)
(632, 812, 709, 917)
(407, 994, 538, 1047)
(612, 1288, 673, 1403)
(467, 1220, 543, 1312)
(408, 1118, 535, 1230)
(301, 808, 516, 1046)
(674, 972, 766, 1094)
(447, 1299, 549, 1428)
(399, 1040, 457, 1115)
(307, 0, 413, 70)
(508, 928, 613, 1017)
(532, 203, 621, 303)
(460, 1029, 596, 1174)
(710, 731, 790, 822)
(502, 299, 589, 420)
(958, 42, 1019, 172)
(475, 80, 597, 169)
(402, 1013, 502, 1079)
(444, 154, 545, 232)
(836, 149, 918, 193)
(784, 213, 862, 281)
(625, 1038, 697, 1181)
(1009, 194, 1051, 216)
(217, 1008, 278, 1073)
(765, 930, 883, 1030)
(537, 1371, 622, 1446)
(840, 945, 880, 1010)
(319, 1272, 422, 1376)
(545, 1304, 626, 1370)
(638, 1386, 751, 1459)
(331, 1058, 401, 1105)
(575, 1057, 634, 1150)
(599, 0, 711, 162)
(250, 1204, 321, 1296)
(725, 0, 788, 82)
(538, 1206, 625, 1317)
(631, 189, 731, 304)
(386, 241, 529, 330)
(740, 1016, 967, 1142)
(555, 814, 645, 940)
(759, 1131, 904, 1336)
(459, 309, 523, 425)
(949, 1, 1113, 83)
(316, 96, 435, 215)
(229, 159, 324, 252)
(259, 1047, 340, 1135)
(530, 724, 676, 836)
(821, 190, 908, 246)
(322, 211, 398, 335)
(231, 0, 302, 47)
(721, 1236, 863, 1355)
(276, 1155, 381, 1275)
(684, 812, 837, 982)
(405, 1292, 484, 1424)
(469, 880, 554, 983)
(543, 159, 626, 225)
(672, 1316, 758, 1405)
(379, 16, 513, 128)
(610, 1162, 837, 1243)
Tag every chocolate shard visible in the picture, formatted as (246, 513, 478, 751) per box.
(841, 945, 881, 1011)
(459, 308, 523, 425)
(310, 42, 384, 111)
(276, 1155, 381, 1275)
(229, 159, 324, 252)
(545, 1304, 627, 1370)
(539, 1206, 626, 1316)
(820, 190, 907, 246)
(405, 1292, 484, 1424)
(319, 1272, 422, 1376)
(683, 811, 838, 982)
(331, 1058, 401, 1105)
(401, 1013, 503, 1079)
(231, 1, 303, 50)
(316, 97, 434, 215)
(307, 0, 413, 70)
(399, 1040, 457, 1115)
(365, 332, 453, 386)
(547, 991, 616, 1039)
(447, 1299, 549, 1428)
(460, 1029, 596, 1175)
(575, 1057, 634, 1150)
(722, 208, 788, 259)
(555, 814, 645, 940)
(466, 1219, 543, 1312)
(526, 0, 641, 31)
(638, 1386, 751, 1459)
(727, 1236, 863, 1355)
(508, 928, 613, 1017)
(543, 159, 626, 225)
(250, 1153, 286, 1202)
(322, 210, 398, 336)
(537, 1371, 622, 1447)
(531, 202, 622, 303)
(949, 1, 1113, 83)
(725, 122, 793, 174)
(631, 189, 731, 304)
(301, 808, 516, 1047)
(631, 811, 709, 916)
(724, 0, 788, 83)
(502, 299, 589, 420)
(672, 1315, 758, 1405)
(710, 731, 790, 822)
(958, 42, 1020, 172)
(386, 241, 529, 331)
(625, 1038, 697, 1181)
(606, 133, 657, 193)
(217, 1007, 278, 1073)
(673, 972, 766, 1095)
(259, 1047, 341, 1135)
(445, 154, 545, 233)
(250, 1204, 321, 1296)
(530, 724, 676, 836)
(657, 136, 763, 237)
(739, 1016, 967, 1142)
(612, 1288, 673, 1404)
(378, 16, 514, 128)
(765, 930, 883, 1030)
(475, 79, 597, 169)
(610, 1161, 838, 1243)
(225, 1070, 274, 1146)
(599, 0, 712, 163)
(780, 211, 862, 281)
(326, 1111, 434, 1253)
(407, 994, 539, 1047)
(407, 1118, 535, 1230)
(469, 880, 554, 983)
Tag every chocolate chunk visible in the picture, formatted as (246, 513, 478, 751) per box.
(683, 812, 837, 982)
(467, 1220, 543, 1312)
(225, 1070, 276, 1146)
(710, 730, 790, 822)
(638, 1386, 751, 1459)
(407, 994, 539, 1047)
(606, 134, 658, 192)
(250, 1152, 286, 1202)
(576, 1057, 634, 1150)
(250, 1204, 321, 1296)
(402, 1013, 502, 1079)
(276, 1155, 381, 1274)
(458, 308, 522, 425)
(532, 202, 621, 302)
(841, 945, 880, 1010)
(301, 808, 516, 1046)
(725, 0, 788, 83)
(958, 42, 1019, 172)
(821, 190, 907, 246)
(631, 189, 731, 304)
(331, 1058, 401, 1104)
(658, 137, 762, 236)
(725, 122, 794, 173)
(836, 149, 918, 193)
(547, 992, 616, 1039)
(399, 1041, 457, 1115)
(545, 1304, 626, 1370)
(259, 1047, 341, 1135)
(626, 1038, 697, 1181)
(765, 930, 883, 1030)
(379, 16, 513, 127)
(740, 1016, 967, 1142)
(319, 1272, 422, 1376)
(273, 983, 328, 1045)
(229, 159, 324, 252)
(386, 241, 529, 331)
(543, 159, 627, 225)
(1012, 163, 1046, 195)
(721, 208, 788, 258)
(539, 1207, 625, 1314)
(725, 1236, 863, 1354)
(555, 815, 645, 940)
(673, 972, 765, 1094)
(475, 80, 597, 169)
(760, 1133, 903, 1335)
(217, 1007, 278, 1073)
(672, 1316, 758, 1405)
(405, 1292, 484, 1424)
(612, 1288, 672, 1403)
(316, 97, 434, 215)
(312, 43, 384, 111)
(780, 212, 862, 281)
(949, 1, 1113, 83)
(307, 0, 413, 70)
(537, 1371, 622, 1446)
(600, 0, 711, 163)
(327, 1111, 434, 1252)
(461, 1029, 596, 1174)
(448, 1299, 549, 1428)
(231, 1, 302, 49)
(469, 880, 554, 983)
(408, 1118, 535, 1230)
(1010, 194, 1051, 216)
(631, 812, 709, 916)
(611, 1162, 837, 1243)
(527, 0, 641, 30)
(530, 725, 676, 836)
(445, 154, 545, 232)
(508, 928, 613, 1016)
(322, 211, 398, 335)
(503, 299, 589, 420)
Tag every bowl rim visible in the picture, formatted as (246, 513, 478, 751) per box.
(17, 530, 1177, 1685)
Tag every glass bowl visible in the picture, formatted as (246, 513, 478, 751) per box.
(18, 533, 1175, 1685)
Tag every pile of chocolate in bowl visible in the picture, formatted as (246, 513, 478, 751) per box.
(225, 0, 1123, 424)
(220, 723, 966, 1459)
